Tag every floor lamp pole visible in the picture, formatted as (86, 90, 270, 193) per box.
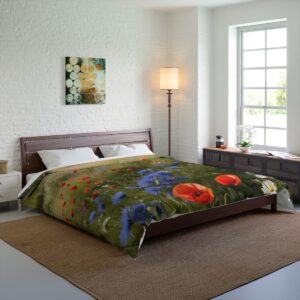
(167, 89, 172, 157)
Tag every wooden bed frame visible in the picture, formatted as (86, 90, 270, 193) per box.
(20, 128, 153, 186)
(20, 128, 277, 239)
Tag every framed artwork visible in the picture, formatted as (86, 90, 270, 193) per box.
(65, 57, 106, 105)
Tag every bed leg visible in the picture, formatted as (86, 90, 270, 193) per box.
(271, 203, 277, 213)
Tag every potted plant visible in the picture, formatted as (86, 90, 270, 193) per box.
(237, 140, 253, 153)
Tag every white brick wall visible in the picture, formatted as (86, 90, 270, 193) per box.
(0, 1, 213, 172)
(0, 0, 167, 171)
(162, 8, 212, 163)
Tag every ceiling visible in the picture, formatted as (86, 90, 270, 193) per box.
(108, 0, 260, 9)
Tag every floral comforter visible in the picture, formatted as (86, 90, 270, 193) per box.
(20, 155, 286, 256)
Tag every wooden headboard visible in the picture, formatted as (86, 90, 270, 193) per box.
(20, 128, 153, 186)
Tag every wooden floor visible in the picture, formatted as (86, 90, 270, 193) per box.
(1, 202, 300, 300)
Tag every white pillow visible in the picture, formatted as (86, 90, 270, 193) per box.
(38, 147, 99, 169)
(26, 171, 43, 184)
(99, 143, 154, 158)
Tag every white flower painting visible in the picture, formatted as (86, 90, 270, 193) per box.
(65, 57, 106, 105)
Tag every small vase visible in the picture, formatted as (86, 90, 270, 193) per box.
(239, 146, 251, 153)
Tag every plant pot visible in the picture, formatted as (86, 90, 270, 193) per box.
(239, 146, 251, 153)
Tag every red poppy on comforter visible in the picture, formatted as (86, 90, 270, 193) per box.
(173, 183, 214, 205)
(215, 174, 241, 186)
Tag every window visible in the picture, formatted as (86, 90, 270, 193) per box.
(238, 22, 287, 149)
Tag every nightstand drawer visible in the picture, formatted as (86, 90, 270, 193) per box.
(0, 175, 19, 190)
(0, 188, 18, 202)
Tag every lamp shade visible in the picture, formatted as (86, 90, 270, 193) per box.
(160, 67, 179, 90)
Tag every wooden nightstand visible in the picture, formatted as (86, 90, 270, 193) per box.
(0, 171, 22, 211)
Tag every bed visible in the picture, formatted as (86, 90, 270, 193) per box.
(19, 128, 281, 256)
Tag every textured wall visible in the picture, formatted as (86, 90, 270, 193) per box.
(0, 0, 167, 171)
(167, 9, 199, 163)
(165, 8, 212, 163)
(197, 7, 213, 160)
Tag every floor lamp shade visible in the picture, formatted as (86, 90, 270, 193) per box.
(160, 68, 179, 90)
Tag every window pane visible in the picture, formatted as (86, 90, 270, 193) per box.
(267, 89, 287, 107)
(267, 49, 287, 67)
(243, 50, 265, 68)
(267, 69, 286, 87)
(244, 70, 265, 87)
(267, 28, 287, 48)
(243, 108, 264, 126)
(243, 30, 265, 50)
(239, 25, 287, 149)
(266, 129, 287, 147)
(252, 128, 264, 145)
(266, 109, 287, 128)
(243, 89, 265, 106)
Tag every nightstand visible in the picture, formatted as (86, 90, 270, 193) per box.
(0, 171, 22, 211)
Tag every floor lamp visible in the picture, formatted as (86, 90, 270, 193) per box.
(160, 67, 179, 157)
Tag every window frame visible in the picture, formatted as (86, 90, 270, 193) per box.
(237, 21, 287, 151)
